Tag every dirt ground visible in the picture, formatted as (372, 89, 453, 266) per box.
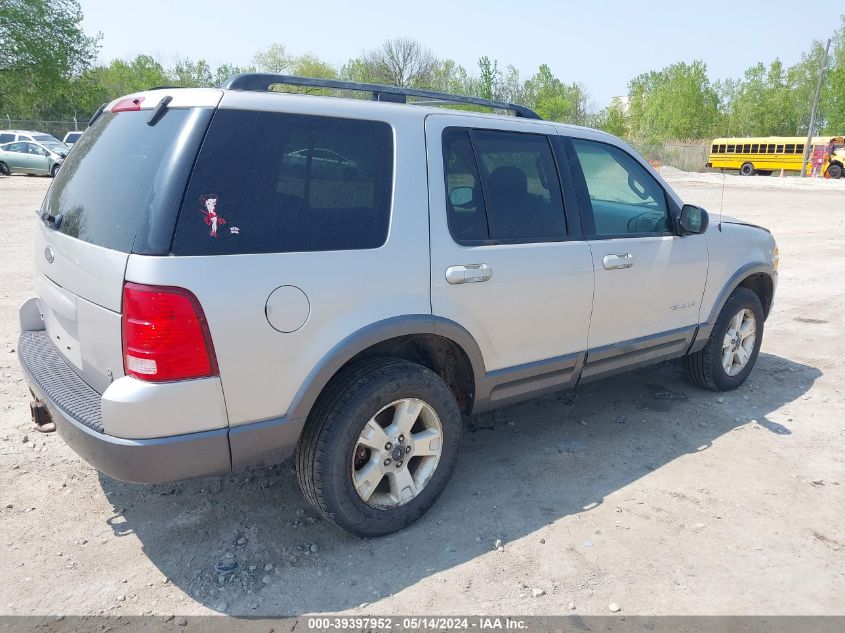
(0, 171, 842, 617)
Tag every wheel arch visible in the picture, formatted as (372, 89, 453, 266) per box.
(689, 263, 775, 353)
(286, 315, 486, 422)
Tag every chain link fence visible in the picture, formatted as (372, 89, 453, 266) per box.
(629, 142, 711, 173)
(1, 117, 86, 141)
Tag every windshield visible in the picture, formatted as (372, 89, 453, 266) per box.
(32, 134, 61, 143)
(43, 108, 193, 252)
(41, 142, 68, 154)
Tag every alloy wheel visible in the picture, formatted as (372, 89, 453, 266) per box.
(351, 398, 443, 509)
(721, 308, 757, 376)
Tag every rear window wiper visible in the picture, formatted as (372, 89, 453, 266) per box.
(88, 103, 107, 127)
(147, 96, 173, 126)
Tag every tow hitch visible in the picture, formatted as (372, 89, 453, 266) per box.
(29, 399, 56, 433)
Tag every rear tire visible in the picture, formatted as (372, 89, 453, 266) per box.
(683, 287, 764, 391)
(50, 164, 60, 178)
(296, 358, 462, 537)
(740, 162, 755, 176)
(827, 163, 843, 179)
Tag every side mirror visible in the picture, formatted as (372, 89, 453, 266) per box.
(678, 204, 709, 235)
(449, 186, 474, 207)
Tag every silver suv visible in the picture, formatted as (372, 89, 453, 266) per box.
(18, 75, 778, 536)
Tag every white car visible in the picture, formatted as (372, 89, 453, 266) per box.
(63, 131, 83, 146)
(17, 76, 777, 536)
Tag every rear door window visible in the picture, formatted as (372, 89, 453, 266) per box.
(172, 110, 393, 255)
(441, 127, 567, 244)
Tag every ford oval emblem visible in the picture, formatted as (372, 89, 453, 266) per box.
(44, 246, 54, 263)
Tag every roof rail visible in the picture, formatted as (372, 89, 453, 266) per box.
(220, 73, 542, 120)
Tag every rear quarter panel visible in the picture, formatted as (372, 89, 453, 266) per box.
(125, 96, 431, 427)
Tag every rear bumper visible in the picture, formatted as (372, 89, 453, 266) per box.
(18, 328, 303, 483)
(18, 330, 231, 483)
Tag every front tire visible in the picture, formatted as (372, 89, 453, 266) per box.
(683, 287, 764, 391)
(740, 162, 755, 176)
(827, 163, 842, 179)
(50, 164, 60, 178)
(0, 162, 9, 176)
(296, 358, 462, 536)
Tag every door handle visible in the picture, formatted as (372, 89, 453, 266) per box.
(445, 264, 493, 285)
(602, 253, 634, 270)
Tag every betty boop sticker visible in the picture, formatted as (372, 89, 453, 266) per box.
(199, 195, 239, 238)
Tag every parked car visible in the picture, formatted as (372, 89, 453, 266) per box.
(0, 140, 65, 177)
(17, 77, 778, 537)
(0, 129, 64, 145)
(63, 131, 83, 146)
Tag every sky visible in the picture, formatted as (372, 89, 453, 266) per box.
(79, 0, 843, 108)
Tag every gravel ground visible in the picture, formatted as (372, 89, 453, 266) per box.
(0, 171, 842, 616)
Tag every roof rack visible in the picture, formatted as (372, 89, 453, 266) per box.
(220, 73, 542, 120)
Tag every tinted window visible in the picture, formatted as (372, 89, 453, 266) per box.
(442, 129, 487, 242)
(727, 144, 735, 153)
(0, 134, 13, 143)
(743, 144, 751, 153)
(785, 144, 795, 153)
(43, 109, 192, 252)
(796, 144, 805, 154)
(776, 144, 784, 153)
(711, 144, 718, 153)
(442, 128, 566, 243)
(471, 130, 566, 241)
(751, 144, 759, 153)
(173, 110, 393, 255)
(719, 144, 726, 153)
(768, 144, 776, 153)
(571, 138, 669, 236)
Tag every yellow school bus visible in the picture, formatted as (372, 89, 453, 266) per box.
(706, 136, 845, 178)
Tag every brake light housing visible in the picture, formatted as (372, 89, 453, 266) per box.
(122, 283, 218, 382)
(111, 96, 144, 112)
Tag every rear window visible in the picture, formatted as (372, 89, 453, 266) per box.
(172, 110, 393, 255)
(43, 109, 192, 252)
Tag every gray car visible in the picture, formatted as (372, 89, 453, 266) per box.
(0, 140, 66, 177)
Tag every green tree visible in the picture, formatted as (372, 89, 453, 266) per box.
(86, 55, 169, 99)
(0, 0, 100, 117)
(596, 98, 628, 137)
(521, 64, 588, 124)
(627, 60, 718, 141)
(477, 56, 498, 100)
(253, 44, 290, 74)
(819, 17, 845, 134)
(172, 58, 214, 87)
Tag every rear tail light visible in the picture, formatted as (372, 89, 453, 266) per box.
(122, 283, 218, 382)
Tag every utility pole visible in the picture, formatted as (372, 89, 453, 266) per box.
(801, 38, 831, 177)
